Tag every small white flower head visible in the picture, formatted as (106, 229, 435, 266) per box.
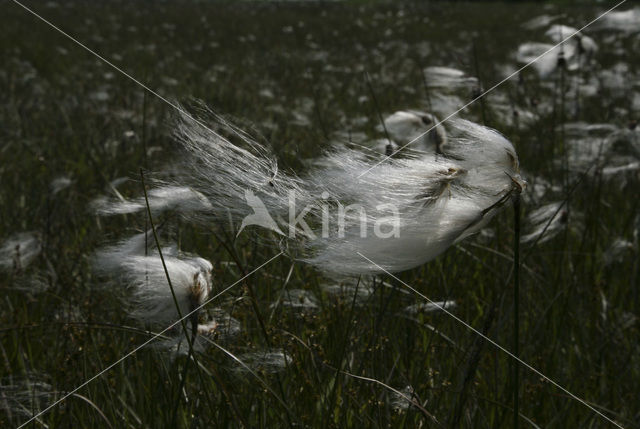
(422, 66, 479, 92)
(603, 238, 635, 266)
(92, 185, 213, 217)
(545, 25, 598, 57)
(119, 254, 212, 326)
(380, 110, 448, 153)
(522, 14, 561, 30)
(422, 67, 480, 117)
(560, 122, 620, 171)
(0, 232, 41, 273)
(516, 42, 563, 79)
(50, 176, 73, 195)
(516, 24, 598, 79)
(521, 201, 572, 245)
(592, 8, 640, 33)
(94, 232, 213, 326)
(302, 119, 524, 275)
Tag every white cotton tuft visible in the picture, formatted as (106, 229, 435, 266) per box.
(422, 67, 479, 117)
(522, 14, 561, 30)
(379, 110, 448, 153)
(301, 136, 521, 273)
(119, 255, 212, 325)
(545, 25, 598, 56)
(92, 185, 213, 216)
(521, 202, 569, 245)
(603, 238, 635, 266)
(167, 110, 523, 276)
(516, 42, 567, 79)
(173, 110, 311, 226)
(50, 176, 73, 195)
(592, 8, 640, 34)
(103, 108, 521, 277)
(0, 232, 41, 272)
(557, 122, 640, 178)
(94, 232, 213, 326)
(422, 66, 478, 91)
(516, 24, 598, 79)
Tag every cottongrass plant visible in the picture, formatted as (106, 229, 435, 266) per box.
(378, 110, 447, 153)
(516, 24, 598, 79)
(592, 7, 640, 33)
(94, 230, 213, 328)
(92, 185, 213, 216)
(421, 66, 480, 117)
(520, 201, 575, 245)
(170, 109, 524, 276)
(0, 232, 41, 273)
(361, 110, 446, 155)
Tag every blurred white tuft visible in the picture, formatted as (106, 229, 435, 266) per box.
(0, 232, 41, 273)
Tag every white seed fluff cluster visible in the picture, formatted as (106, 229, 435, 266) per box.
(0, 232, 41, 272)
(94, 231, 213, 326)
(91, 185, 213, 216)
(516, 24, 598, 79)
(376, 110, 448, 154)
(171, 110, 524, 276)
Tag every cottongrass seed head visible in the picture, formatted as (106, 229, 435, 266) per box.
(94, 231, 213, 326)
(0, 232, 41, 273)
(162, 109, 525, 276)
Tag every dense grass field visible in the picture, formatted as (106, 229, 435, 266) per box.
(1, 1, 639, 427)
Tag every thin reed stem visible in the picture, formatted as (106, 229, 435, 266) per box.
(214, 228, 296, 429)
(323, 275, 361, 426)
(139, 168, 214, 425)
(364, 72, 393, 155)
(472, 40, 488, 126)
(416, 60, 434, 113)
(512, 193, 521, 429)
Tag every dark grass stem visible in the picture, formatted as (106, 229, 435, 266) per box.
(323, 275, 361, 426)
(416, 60, 434, 113)
(142, 89, 149, 258)
(451, 295, 499, 427)
(513, 194, 521, 429)
(472, 40, 488, 126)
(364, 72, 393, 156)
(214, 229, 296, 428)
(139, 169, 214, 425)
